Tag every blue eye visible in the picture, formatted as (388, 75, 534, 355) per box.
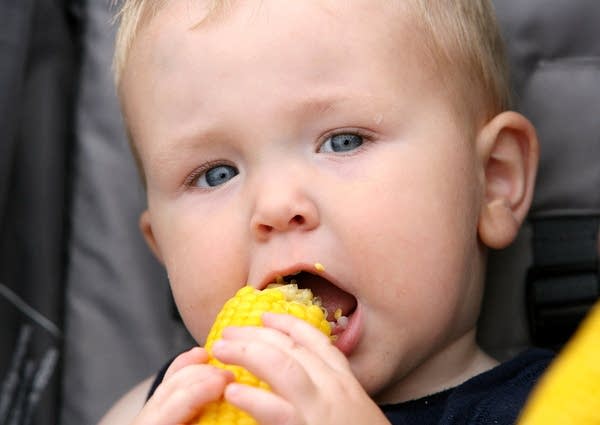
(194, 164, 239, 188)
(319, 133, 364, 153)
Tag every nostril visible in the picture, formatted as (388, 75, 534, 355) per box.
(291, 215, 305, 226)
(258, 223, 273, 233)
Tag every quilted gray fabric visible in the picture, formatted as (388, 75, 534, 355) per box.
(496, 0, 600, 217)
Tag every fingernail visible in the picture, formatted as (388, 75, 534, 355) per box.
(212, 339, 227, 353)
(225, 383, 242, 398)
(261, 312, 275, 321)
(222, 370, 235, 381)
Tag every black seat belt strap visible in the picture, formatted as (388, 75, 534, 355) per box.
(526, 216, 599, 348)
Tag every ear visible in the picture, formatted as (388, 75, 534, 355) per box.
(139, 209, 164, 263)
(477, 111, 539, 249)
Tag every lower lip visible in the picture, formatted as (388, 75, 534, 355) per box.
(333, 304, 362, 356)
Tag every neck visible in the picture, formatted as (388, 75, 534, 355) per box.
(375, 329, 498, 404)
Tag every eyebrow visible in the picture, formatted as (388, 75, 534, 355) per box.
(286, 93, 360, 123)
(299, 96, 345, 115)
(155, 92, 362, 156)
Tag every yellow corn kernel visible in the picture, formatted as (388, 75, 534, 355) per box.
(314, 262, 325, 272)
(334, 308, 343, 320)
(518, 301, 600, 425)
(192, 284, 331, 425)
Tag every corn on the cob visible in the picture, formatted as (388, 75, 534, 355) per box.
(517, 301, 600, 425)
(192, 284, 331, 425)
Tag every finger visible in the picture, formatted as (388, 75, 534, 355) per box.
(262, 312, 351, 371)
(223, 313, 345, 371)
(158, 364, 234, 403)
(220, 320, 351, 391)
(220, 325, 331, 385)
(163, 347, 209, 381)
(211, 338, 318, 403)
(224, 383, 301, 425)
(142, 367, 231, 425)
(221, 325, 296, 350)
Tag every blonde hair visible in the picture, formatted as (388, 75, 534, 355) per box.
(409, 1, 512, 119)
(113, 1, 159, 86)
(113, 0, 511, 122)
(113, 0, 223, 86)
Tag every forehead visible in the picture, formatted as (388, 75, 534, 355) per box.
(123, 0, 424, 86)
(120, 0, 441, 148)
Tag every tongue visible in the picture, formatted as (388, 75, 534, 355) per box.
(296, 273, 357, 321)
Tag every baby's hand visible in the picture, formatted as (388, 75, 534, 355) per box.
(132, 347, 233, 425)
(211, 313, 391, 425)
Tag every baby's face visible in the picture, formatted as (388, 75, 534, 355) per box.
(122, 0, 488, 402)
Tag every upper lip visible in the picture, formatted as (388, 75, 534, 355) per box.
(257, 262, 340, 290)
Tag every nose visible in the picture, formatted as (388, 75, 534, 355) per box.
(250, 183, 320, 241)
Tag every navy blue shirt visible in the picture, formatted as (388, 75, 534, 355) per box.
(381, 349, 553, 424)
(148, 349, 553, 425)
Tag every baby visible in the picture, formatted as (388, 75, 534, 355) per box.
(100, 0, 552, 424)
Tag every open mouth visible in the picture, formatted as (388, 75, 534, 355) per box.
(279, 271, 358, 335)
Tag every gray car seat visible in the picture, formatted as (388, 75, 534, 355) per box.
(479, 0, 600, 359)
(0, 1, 598, 425)
(0, 1, 77, 424)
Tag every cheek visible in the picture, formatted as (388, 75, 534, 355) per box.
(337, 144, 482, 313)
(153, 209, 249, 342)
(339, 156, 476, 259)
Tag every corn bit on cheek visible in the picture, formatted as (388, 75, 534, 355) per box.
(191, 284, 332, 425)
